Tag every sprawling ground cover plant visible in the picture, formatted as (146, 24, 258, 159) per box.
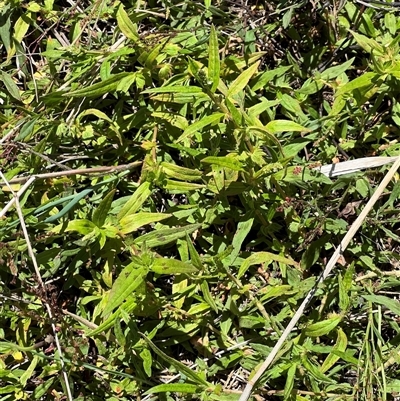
(2, 0, 400, 400)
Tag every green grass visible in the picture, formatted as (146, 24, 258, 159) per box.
(1, 0, 400, 400)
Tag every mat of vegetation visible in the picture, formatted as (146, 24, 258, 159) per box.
(2, 0, 400, 400)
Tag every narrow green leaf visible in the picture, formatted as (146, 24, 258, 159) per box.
(140, 348, 153, 377)
(332, 350, 358, 365)
(386, 379, 400, 393)
(161, 162, 203, 181)
(336, 72, 379, 97)
(329, 94, 346, 116)
(238, 252, 298, 280)
(349, 30, 384, 54)
(141, 40, 166, 68)
(225, 97, 245, 126)
(116, 4, 139, 41)
(43, 187, 95, 223)
(33, 377, 57, 399)
(78, 108, 114, 124)
(320, 57, 355, 80)
(301, 355, 334, 383)
(142, 86, 203, 94)
(165, 180, 206, 193)
(15, 118, 37, 141)
(139, 333, 210, 386)
(201, 156, 244, 171)
(284, 363, 297, 399)
(134, 224, 201, 248)
(151, 92, 210, 104)
(151, 258, 198, 274)
(296, 78, 324, 95)
(321, 328, 347, 373)
(363, 294, 400, 316)
(117, 182, 152, 221)
(87, 298, 138, 336)
(176, 113, 225, 143)
(200, 280, 218, 312)
(186, 234, 202, 270)
(252, 65, 292, 91)
(93, 189, 115, 227)
(227, 61, 260, 97)
(113, 318, 126, 346)
(20, 355, 39, 386)
(265, 120, 311, 134)
(208, 25, 220, 93)
(0, 7, 12, 53)
(230, 213, 254, 263)
(120, 212, 171, 234)
(0, 385, 18, 395)
(144, 383, 199, 394)
(63, 72, 132, 98)
(304, 315, 342, 337)
(102, 263, 147, 316)
(2, 71, 21, 101)
(384, 13, 397, 35)
(259, 285, 295, 303)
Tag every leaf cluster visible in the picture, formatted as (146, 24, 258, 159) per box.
(2, 1, 400, 400)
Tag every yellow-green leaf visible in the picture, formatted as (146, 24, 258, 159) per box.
(201, 156, 244, 171)
(1, 72, 21, 101)
(252, 66, 292, 91)
(161, 162, 202, 181)
(143, 86, 203, 94)
(120, 212, 171, 234)
(265, 120, 311, 134)
(20, 355, 39, 386)
(176, 113, 225, 143)
(102, 262, 147, 316)
(349, 30, 384, 54)
(78, 108, 114, 124)
(335, 72, 379, 97)
(238, 252, 298, 280)
(144, 383, 199, 395)
(165, 180, 205, 193)
(118, 182, 152, 221)
(65, 219, 96, 235)
(227, 61, 260, 97)
(208, 25, 220, 93)
(151, 92, 210, 104)
(14, 13, 30, 43)
(151, 258, 199, 274)
(134, 224, 201, 248)
(304, 315, 342, 337)
(116, 4, 139, 42)
(321, 328, 347, 373)
(93, 189, 115, 227)
(152, 112, 188, 130)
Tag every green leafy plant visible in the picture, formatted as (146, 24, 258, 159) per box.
(2, 1, 400, 400)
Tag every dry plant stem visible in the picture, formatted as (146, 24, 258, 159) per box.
(0, 172, 73, 401)
(0, 120, 25, 144)
(0, 176, 36, 218)
(0, 161, 142, 185)
(238, 155, 400, 401)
